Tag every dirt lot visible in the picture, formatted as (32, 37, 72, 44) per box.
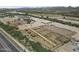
(23, 24, 75, 51)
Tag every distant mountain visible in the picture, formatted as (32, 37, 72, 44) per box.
(0, 6, 79, 13)
(14, 6, 79, 12)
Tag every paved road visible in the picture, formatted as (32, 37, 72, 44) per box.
(0, 28, 29, 52)
(0, 33, 19, 52)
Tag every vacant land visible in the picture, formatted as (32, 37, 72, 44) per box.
(24, 24, 75, 51)
(0, 14, 78, 52)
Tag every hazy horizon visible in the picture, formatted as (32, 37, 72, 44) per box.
(1, 6, 77, 8)
(0, 0, 78, 8)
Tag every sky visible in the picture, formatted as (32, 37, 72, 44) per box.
(0, 0, 79, 8)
